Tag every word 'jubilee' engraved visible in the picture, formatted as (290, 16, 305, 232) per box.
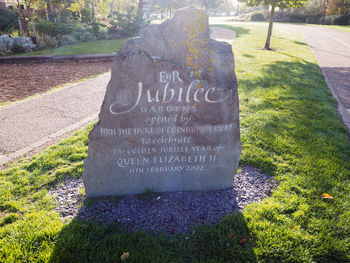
(109, 71, 229, 115)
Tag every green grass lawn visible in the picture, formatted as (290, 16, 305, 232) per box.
(1, 24, 350, 262)
(308, 24, 350, 33)
(17, 39, 126, 56)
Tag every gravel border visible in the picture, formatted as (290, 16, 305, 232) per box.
(49, 166, 275, 234)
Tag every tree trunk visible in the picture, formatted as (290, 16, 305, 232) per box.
(91, 0, 95, 21)
(31, 20, 38, 45)
(45, 5, 49, 21)
(47, 0, 53, 18)
(264, 4, 275, 50)
(55, 8, 61, 23)
(138, 0, 143, 11)
(22, 18, 30, 38)
(322, 0, 330, 24)
(109, 0, 114, 15)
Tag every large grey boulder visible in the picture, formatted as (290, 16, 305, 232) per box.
(83, 7, 241, 197)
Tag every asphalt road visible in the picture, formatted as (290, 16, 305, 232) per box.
(293, 25, 350, 132)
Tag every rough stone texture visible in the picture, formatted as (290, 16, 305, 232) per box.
(50, 167, 275, 234)
(83, 7, 240, 197)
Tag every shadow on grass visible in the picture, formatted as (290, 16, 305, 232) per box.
(294, 40, 308, 46)
(243, 54, 255, 58)
(49, 204, 256, 262)
(237, 59, 350, 261)
(239, 58, 350, 181)
(273, 36, 308, 46)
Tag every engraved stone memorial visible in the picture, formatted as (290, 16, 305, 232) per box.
(83, 7, 241, 197)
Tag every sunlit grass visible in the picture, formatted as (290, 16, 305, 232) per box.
(16, 39, 126, 56)
(230, 23, 350, 261)
(1, 23, 350, 262)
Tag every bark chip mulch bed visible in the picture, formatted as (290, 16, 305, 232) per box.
(0, 62, 112, 103)
(49, 166, 275, 234)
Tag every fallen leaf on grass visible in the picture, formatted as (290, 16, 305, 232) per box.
(227, 233, 234, 238)
(239, 236, 248, 246)
(321, 193, 334, 199)
(161, 243, 170, 248)
(120, 252, 130, 261)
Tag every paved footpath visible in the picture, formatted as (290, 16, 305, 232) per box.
(0, 28, 235, 166)
(0, 74, 109, 165)
(293, 25, 350, 132)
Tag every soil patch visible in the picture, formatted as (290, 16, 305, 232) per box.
(0, 62, 112, 103)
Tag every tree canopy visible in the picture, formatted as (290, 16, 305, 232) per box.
(196, 0, 225, 12)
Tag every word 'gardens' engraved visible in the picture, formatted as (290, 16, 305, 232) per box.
(83, 7, 241, 197)
(99, 69, 233, 176)
(109, 71, 229, 115)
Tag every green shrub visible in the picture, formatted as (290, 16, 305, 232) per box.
(80, 8, 93, 24)
(250, 11, 265, 21)
(0, 45, 10, 56)
(0, 34, 35, 55)
(306, 14, 323, 24)
(91, 22, 100, 37)
(12, 40, 25, 53)
(334, 14, 350, 25)
(35, 20, 57, 37)
(289, 14, 306, 23)
(59, 35, 77, 46)
(35, 19, 78, 38)
(322, 15, 341, 25)
(108, 6, 149, 38)
(273, 11, 306, 23)
(81, 31, 95, 41)
(0, 8, 19, 34)
(71, 30, 84, 41)
(39, 35, 58, 49)
(96, 30, 108, 40)
(305, 14, 348, 25)
(70, 26, 97, 41)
